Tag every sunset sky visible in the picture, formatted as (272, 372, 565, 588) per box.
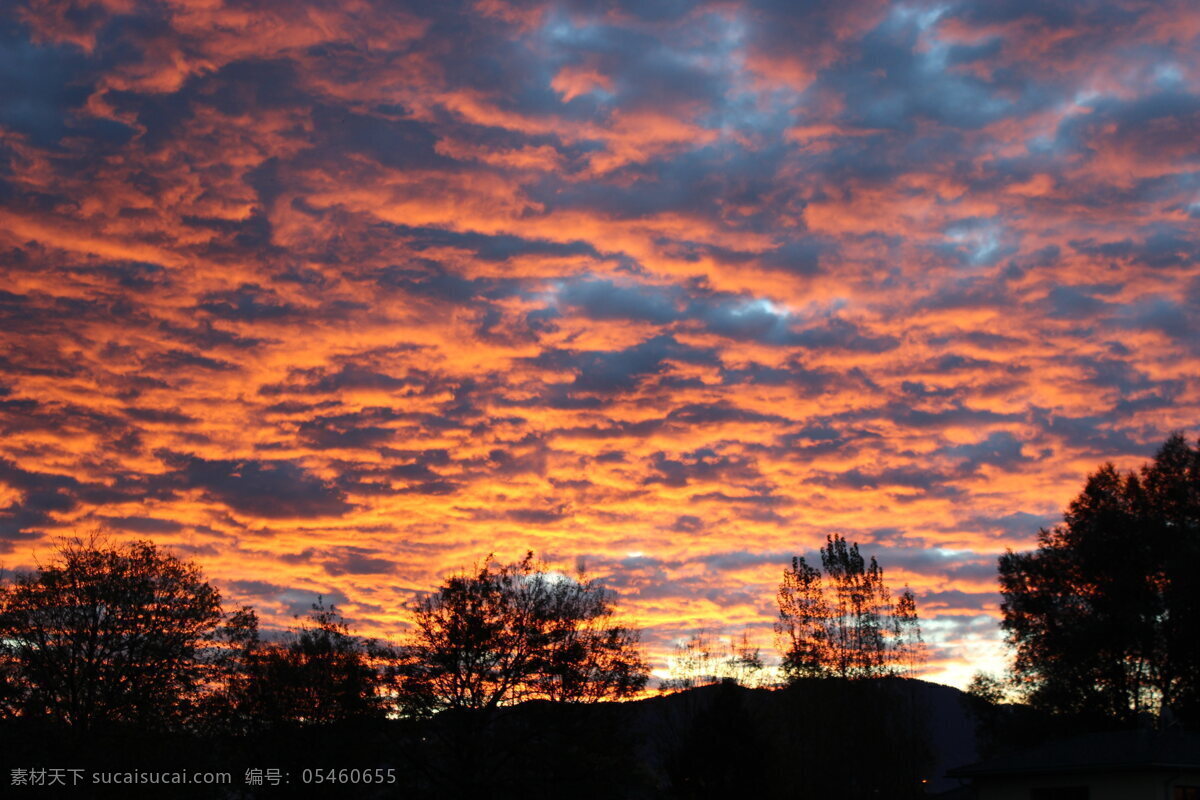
(1, 0, 1198, 688)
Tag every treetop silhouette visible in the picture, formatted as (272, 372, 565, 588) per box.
(776, 533, 924, 681)
(999, 432, 1200, 725)
(0, 536, 227, 731)
(215, 599, 390, 731)
(662, 630, 772, 691)
(398, 551, 648, 714)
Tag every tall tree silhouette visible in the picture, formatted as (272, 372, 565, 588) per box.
(775, 555, 827, 679)
(999, 433, 1200, 724)
(0, 537, 227, 731)
(776, 534, 924, 680)
(399, 552, 647, 714)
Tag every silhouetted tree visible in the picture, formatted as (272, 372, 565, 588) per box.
(220, 600, 389, 730)
(196, 603, 260, 733)
(776, 534, 924, 681)
(0, 644, 21, 720)
(0, 536, 227, 731)
(400, 552, 647, 714)
(775, 554, 827, 679)
(999, 433, 1200, 725)
(892, 586, 925, 676)
(662, 630, 771, 691)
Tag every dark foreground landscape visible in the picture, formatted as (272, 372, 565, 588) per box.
(3, 677, 989, 799)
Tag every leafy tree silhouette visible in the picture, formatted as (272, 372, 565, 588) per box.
(399, 551, 647, 714)
(217, 599, 390, 731)
(775, 533, 924, 681)
(394, 552, 648, 796)
(999, 432, 1200, 725)
(0, 536, 228, 732)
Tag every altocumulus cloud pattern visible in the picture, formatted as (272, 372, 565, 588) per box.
(1, 0, 1198, 685)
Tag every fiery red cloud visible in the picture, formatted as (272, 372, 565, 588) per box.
(2, 0, 1198, 687)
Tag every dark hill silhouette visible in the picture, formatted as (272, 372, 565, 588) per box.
(379, 677, 980, 798)
(1, 678, 980, 799)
